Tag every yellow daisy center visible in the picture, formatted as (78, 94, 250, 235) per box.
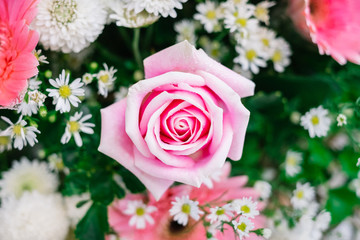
(241, 205, 251, 214)
(99, 74, 110, 83)
(311, 116, 320, 125)
(0, 135, 10, 145)
(296, 190, 304, 199)
(272, 50, 282, 62)
(237, 222, 247, 232)
(206, 10, 217, 20)
(255, 7, 267, 18)
(59, 85, 72, 98)
(262, 38, 270, 47)
(216, 209, 225, 216)
(246, 50, 257, 61)
(13, 124, 23, 136)
(287, 156, 297, 166)
(236, 18, 247, 27)
(181, 204, 191, 214)
(68, 121, 80, 133)
(136, 207, 145, 216)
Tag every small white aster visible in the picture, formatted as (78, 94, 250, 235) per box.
(254, 180, 272, 200)
(28, 90, 47, 107)
(33, 49, 49, 64)
(207, 204, 233, 224)
(0, 192, 69, 240)
(1, 116, 40, 150)
(17, 98, 38, 116)
(270, 37, 292, 72)
(82, 73, 94, 85)
(285, 150, 303, 177)
(300, 105, 331, 138)
(48, 153, 69, 174)
(336, 114, 347, 127)
(61, 111, 95, 147)
(291, 182, 315, 210)
(123, 0, 188, 18)
(47, 70, 85, 113)
(174, 19, 197, 45)
(123, 200, 157, 229)
(253, 27, 276, 54)
(231, 197, 259, 218)
(224, 5, 258, 34)
(32, 0, 107, 53)
(97, 63, 117, 98)
(0, 157, 58, 198)
(28, 77, 42, 91)
(234, 42, 267, 74)
(232, 216, 254, 239)
(170, 195, 204, 226)
(0, 131, 12, 153)
(254, 1, 275, 25)
(194, 1, 222, 33)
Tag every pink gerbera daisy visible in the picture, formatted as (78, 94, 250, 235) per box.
(0, 0, 39, 108)
(304, 0, 360, 65)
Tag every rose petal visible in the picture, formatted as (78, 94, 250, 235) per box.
(144, 40, 255, 98)
(98, 99, 173, 200)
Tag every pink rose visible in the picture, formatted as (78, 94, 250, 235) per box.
(98, 41, 255, 200)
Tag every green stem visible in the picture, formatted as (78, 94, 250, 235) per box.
(132, 28, 143, 72)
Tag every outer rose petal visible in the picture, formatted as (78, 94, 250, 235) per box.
(144, 40, 255, 98)
(98, 99, 173, 200)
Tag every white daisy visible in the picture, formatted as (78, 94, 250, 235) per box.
(285, 150, 303, 177)
(97, 63, 117, 98)
(109, 0, 159, 28)
(0, 192, 69, 240)
(224, 5, 258, 34)
(291, 182, 315, 210)
(207, 204, 233, 224)
(254, 180, 272, 200)
(1, 116, 40, 150)
(82, 73, 94, 85)
(47, 70, 85, 113)
(170, 195, 204, 226)
(48, 153, 69, 174)
(300, 105, 331, 138)
(231, 197, 259, 218)
(254, 1, 275, 25)
(64, 193, 92, 228)
(336, 114, 347, 126)
(253, 27, 276, 54)
(263, 228, 272, 239)
(232, 216, 254, 239)
(123, 0, 187, 18)
(270, 37, 292, 72)
(17, 98, 38, 116)
(32, 0, 107, 53)
(123, 200, 157, 229)
(28, 76, 42, 91)
(194, 1, 222, 33)
(33, 49, 49, 64)
(234, 42, 267, 74)
(0, 157, 58, 198)
(0, 131, 12, 153)
(61, 112, 95, 147)
(174, 19, 197, 45)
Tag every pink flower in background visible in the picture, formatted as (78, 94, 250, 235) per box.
(108, 163, 266, 240)
(0, 0, 39, 107)
(287, 0, 311, 40)
(304, 0, 360, 65)
(99, 41, 255, 200)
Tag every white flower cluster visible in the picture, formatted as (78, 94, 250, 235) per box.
(0, 157, 91, 240)
(17, 77, 46, 117)
(186, 0, 291, 74)
(123, 200, 158, 229)
(300, 105, 331, 138)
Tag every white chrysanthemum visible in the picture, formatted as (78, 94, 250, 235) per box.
(207, 204, 233, 224)
(0, 157, 58, 198)
(224, 5, 258, 34)
(64, 193, 92, 227)
(0, 192, 69, 240)
(123, 0, 187, 18)
(96, 63, 117, 98)
(0, 131, 12, 153)
(170, 195, 204, 226)
(254, 1, 275, 25)
(336, 114, 347, 127)
(232, 216, 254, 239)
(285, 150, 303, 177)
(32, 0, 107, 53)
(254, 180, 272, 200)
(175, 19, 197, 45)
(270, 38, 292, 73)
(109, 0, 159, 28)
(300, 106, 331, 138)
(47, 70, 85, 113)
(194, 1, 222, 33)
(231, 197, 259, 218)
(234, 42, 267, 74)
(123, 200, 157, 229)
(61, 111, 95, 147)
(1, 116, 40, 150)
(291, 182, 315, 210)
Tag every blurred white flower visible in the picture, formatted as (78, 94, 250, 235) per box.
(232, 216, 254, 239)
(270, 38, 292, 72)
(254, 1, 275, 25)
(32, 0, 107, 53)
(300, 106, 331, 138)
(64, 193, 92, 227)
(336, 113, 347, 126)
(47, 70, 85, 113)
(175, 20, 197, 45)
(82, 73, 93, 85)
(28, 77, 42, 91)
(123, 200, 157, 229)
(0, 131, 12, 153)
(285, 150, 303, 177)
(254, 180, 272, 200)
(61, 112, 95, 147)
(291, 182, 315, 210)
(170, 195, 203, 226)
(234, 42, 267, 74)
(0, 157, 58, 198)
(114, 87, 129, 102)
(123, 0, 187, 18)
(48, 153, 69, 174)
(0, 192, 69, 240)
(224, 5, 258, 34)
(194, 1, 222, 33)
(231, 197, 259, 218)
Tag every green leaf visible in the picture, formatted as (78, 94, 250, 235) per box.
(120, 168, 146, 193)
(339, 149, 359, 178)
(62, 171, 89, 196)
(89, 171, 115, 205)
(308, 139, 333, 167)
(112, 181, 126, 199)
(75, 203, 108, 240)
(325, 187, 359, 225)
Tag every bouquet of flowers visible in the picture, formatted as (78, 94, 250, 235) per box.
(1, 0, 360, 239)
